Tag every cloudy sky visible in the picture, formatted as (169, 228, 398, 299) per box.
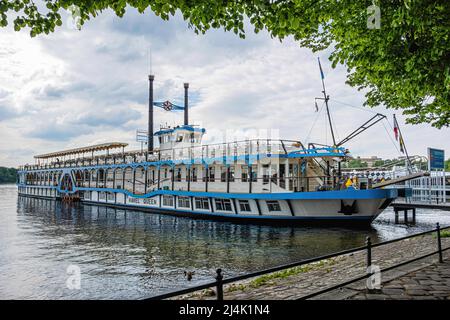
(0, 8, 448, 167)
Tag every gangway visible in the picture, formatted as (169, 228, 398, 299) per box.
(372, 172, 430, 189)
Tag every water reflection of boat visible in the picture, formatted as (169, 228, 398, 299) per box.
(16, 196, 382, 273)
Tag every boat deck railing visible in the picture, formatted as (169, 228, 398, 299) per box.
(21, 174, 340, 194)
(19, 139, 341, 172)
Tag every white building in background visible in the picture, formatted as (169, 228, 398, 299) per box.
(403, 171, 448, 204)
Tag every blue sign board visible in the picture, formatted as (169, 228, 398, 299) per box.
(428, 148, 445, 170)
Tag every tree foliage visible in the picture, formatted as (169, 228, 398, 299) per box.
(342, 159, 368, 169)
(0, 166, 17, 183)
(1, 0, 449, 127)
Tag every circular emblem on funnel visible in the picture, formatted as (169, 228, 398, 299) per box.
(162, 100, 173, 111)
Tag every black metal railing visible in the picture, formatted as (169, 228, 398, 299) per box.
(146, 223, 450, 300)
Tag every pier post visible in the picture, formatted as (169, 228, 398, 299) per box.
(437, 223, 443, 263)
(365, 236, 375, 293)
(216, 269, 224, 301)
(366, 237, 372, 268)
(404, 209, 408, 223)
(394, 209, 399, 224)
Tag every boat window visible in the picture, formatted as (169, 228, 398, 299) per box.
(176, 135, 183, 142)
(221, 166, 227, 182)
(251, 169, 257, 182)
(190, 133, 195, 143)
(162, 195, 174, 207)
(228, 166, 235, 182)
(271, 164, 278, 185)
(241, 166, 248, 182)
(178, 196, 190, 208)
(266, 200, 281, 212)
(215, 198, 233, 211)
(191, 167, 197, 182)
(175, 168, 182, 182)
(194, 197, 210, 210)
(208, 167, 215, 182)
(262, 165, 270, 184)
(238, 200, 251, 212)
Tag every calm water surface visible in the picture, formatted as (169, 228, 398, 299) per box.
(1, 184, 449, 299)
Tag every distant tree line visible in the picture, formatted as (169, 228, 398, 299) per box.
(0, 167, 17, 183)
(341, 159, 386, 169)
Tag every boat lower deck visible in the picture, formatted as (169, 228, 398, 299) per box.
(17, 185, 397, 226)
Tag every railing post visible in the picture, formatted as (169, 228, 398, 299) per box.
(437, 223, 443, 263)
(366, 236, 372, 268)
(216, 268, 224, 300)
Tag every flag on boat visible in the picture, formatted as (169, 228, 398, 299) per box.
(318, 57, 325, 79)
(153, 100, 184, 111)
(393, 114, 399, 140)
(393, 114, 405, 153)
(399, 135, 405, 153)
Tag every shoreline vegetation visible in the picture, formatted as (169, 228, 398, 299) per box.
(0, 167, 17, 184)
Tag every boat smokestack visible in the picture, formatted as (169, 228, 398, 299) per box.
(148, 75, 154, 152)
(184, 82, 189, 126)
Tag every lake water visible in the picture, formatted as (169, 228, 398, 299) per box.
(1, 184, 449, 299)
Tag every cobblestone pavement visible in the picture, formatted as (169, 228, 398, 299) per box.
(174, 234, 450, 300)
(345, 255, 450, 300)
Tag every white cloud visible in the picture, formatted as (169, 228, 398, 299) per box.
(0, 8, 448, 167)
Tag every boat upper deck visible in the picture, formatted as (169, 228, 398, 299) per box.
(19, 139, 348, 172)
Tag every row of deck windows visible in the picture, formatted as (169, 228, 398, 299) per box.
(35, 188, 281, 213)
(160, 196, 279, 212)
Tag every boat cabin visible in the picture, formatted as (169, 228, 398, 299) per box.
(155, 125, 205, 150)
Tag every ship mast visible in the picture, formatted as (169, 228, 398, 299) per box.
(317, 57, 336, 147)
(148, 74, 154, 152)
